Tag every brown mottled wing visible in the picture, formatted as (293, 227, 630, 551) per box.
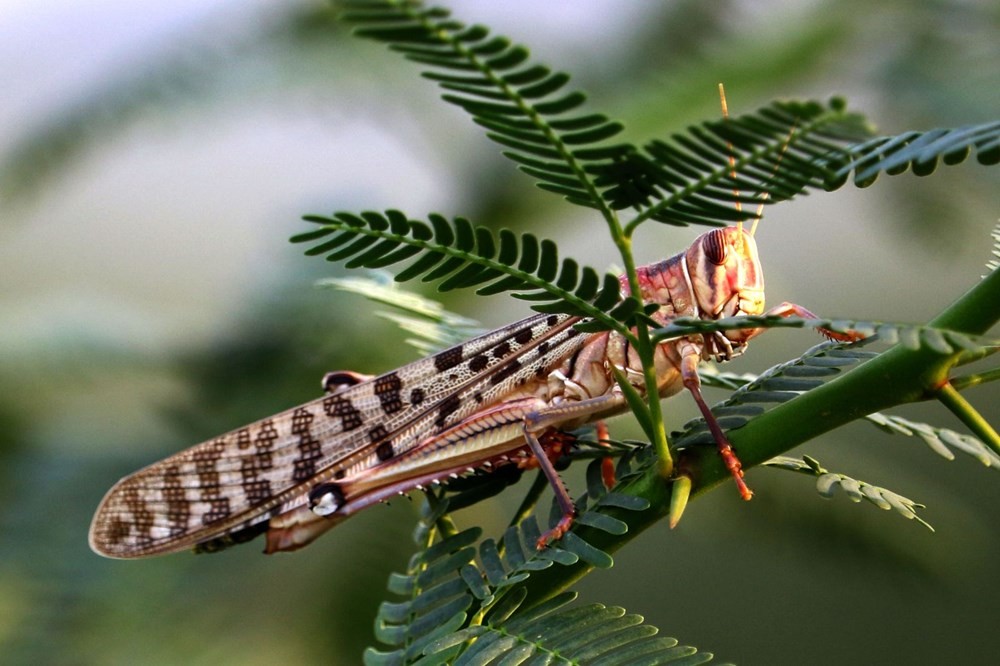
(89, 312, 587, 558)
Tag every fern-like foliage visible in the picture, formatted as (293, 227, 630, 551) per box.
(296, 4, 998, 662)
(866, 413, 1000, 469)
(667, 322, 997, 463)
(365, 492, 724, 666)
(671, 341, 879, 449)
(672, 343, 1000, 474)
(319, 274, 484, 353)
(654, 316, 998, 356)
(298, 2, 1000, 339)
(619, 99, 874, 227)
(337, 1, 1000, 234)
(292, 210, 645, 329)
(428, 591, 724, 665)
(832, 120, 1000, 185)
(764, 455, 933, 530)
(339, 0, 633, 220)
(343, 1, 976, 234)
(987, 224, 1000, 275)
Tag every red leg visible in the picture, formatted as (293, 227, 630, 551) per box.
(679, 347, 753, 501)
(522, 427, 577, 548)
(594, 421, 617, 489)
(522, 394, 627, 548)
(763, 302, 866, 343)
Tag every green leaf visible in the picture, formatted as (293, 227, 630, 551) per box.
(293, 210, 631, 333)
(764, 456, 933, 530)
(339, 1, 635, 216)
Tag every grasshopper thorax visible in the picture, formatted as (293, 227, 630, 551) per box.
(686, 225, 766, 349)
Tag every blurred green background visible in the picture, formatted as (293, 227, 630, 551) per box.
(1, 1, 998, 664)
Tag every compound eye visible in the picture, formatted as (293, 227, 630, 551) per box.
(703, 229, 729, 265)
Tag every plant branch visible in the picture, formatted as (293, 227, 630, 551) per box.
(935, 381, 1000, 456)
(612, 232, 674, 478)
(952, 367, 1000, 391)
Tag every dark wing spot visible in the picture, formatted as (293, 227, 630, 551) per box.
(323, 395, 363, 431)
(546, 315, 559, 327)
(255, 420, 279, 450)
(469, 354, 489, 373)
(202, 498, 231, 525)
(107, 518, 130, 545)
(435, 394, 462, 429)
(368, 424, 389, 443)
(409, 387, 425, 407)
(235, 427, 252, 450)
(369, 424, 393, 461)
(376, 441, 394, 461)
(243, 479, 272, 505)
(194, 521, 270, 554)
(515, 327, 533, 344)
(374, 373, 403, 414)
(123, 486, 153, 548)
(492, 341, 511, 358)
(291, 407, 323, 483)
(194, 439, 225, 490)
(491, 358, 522, 386)
(434, 346, 464, 372)
(162, 465, 189, 537)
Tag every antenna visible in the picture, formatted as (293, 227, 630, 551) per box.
(717, 83, 745, 235)
(718, 84, 798, 237)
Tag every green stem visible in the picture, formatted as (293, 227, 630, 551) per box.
(434, 512, 459, 540)
(935, 381, 1000, 456)
(951, 367, 1000, 391)
(612, 232, 673, 478)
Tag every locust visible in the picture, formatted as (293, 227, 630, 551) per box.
(88, 219, 856, 559)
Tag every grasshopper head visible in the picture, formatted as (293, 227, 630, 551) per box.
(686, 225, 766, 348)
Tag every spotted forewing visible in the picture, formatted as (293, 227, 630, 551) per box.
(89, 312, 585, 558)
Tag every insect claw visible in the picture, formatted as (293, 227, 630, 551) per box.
(535, 512, 576, 550)
(718, 443, 753, 500)
(818, 327, 867, 344)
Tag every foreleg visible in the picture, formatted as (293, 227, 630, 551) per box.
(678, 342, 753, 501)
(760, 302, 866, 343)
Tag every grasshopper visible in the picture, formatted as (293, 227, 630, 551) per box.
(89, 221, 855, 559)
